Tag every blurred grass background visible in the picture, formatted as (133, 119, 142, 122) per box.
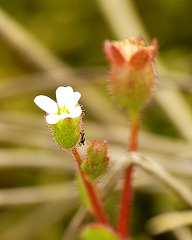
(0, 0, 192, 240)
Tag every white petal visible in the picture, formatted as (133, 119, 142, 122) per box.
(34, 95, 58, 114)
(59, 112, 68, 120)
(56, 86, 74, 109)
(46, 114, 62, 124)
(65, 91, 81, 111)
(65, 86, 74, 94)
(56, 87, 67, 109)
(68, 106, 82, 118)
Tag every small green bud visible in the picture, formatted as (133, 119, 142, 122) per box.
(87, 141, 108, 165)
(81, 141, 109, 180)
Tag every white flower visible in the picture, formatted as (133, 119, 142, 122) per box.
(34, 86, 82, 124)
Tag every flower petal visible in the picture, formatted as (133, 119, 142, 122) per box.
(56, 86, 69, 109)
(65, 91, 81, 111)
(59, 112, 68, 120)
(68, 106, 82, 118)
(46, 114, 62, 124)
(46, 112, 69, 124)
(64, 86, 74, 105)
(73, 91, 81, 103)
(34, 95, 58, 113)
(56, 86, 74, 109)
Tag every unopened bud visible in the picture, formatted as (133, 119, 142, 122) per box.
(87, 141, 108, 165)
(81, 141, 109, 180)
(104, 37, 158, 114)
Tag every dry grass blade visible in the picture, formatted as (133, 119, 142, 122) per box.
(131, 153, 192, 207)
(0, 122, 54, 148)
(159, 69, 192, 92)
(172, 228, 192, 240)
(96, 0, 147, 38)
(147, 210, 192, 235)
(0, 69, 89, 101)
(0, 149, 73, 171)
(0, 8, 64, 70)
(61, 206, 88, 240)
(0, 203, 76, 240)
(156, 88, 192, 141)
(0, 183, 78, 206)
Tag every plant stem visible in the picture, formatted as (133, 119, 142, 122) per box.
(72, 147, 109, 225)
(117, 113, 140, 239)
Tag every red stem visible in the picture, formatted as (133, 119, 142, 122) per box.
(117, 113, 140, 239)
(72, 147, 109, 225)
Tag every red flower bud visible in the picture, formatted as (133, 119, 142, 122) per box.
(104, 37, 158, 114)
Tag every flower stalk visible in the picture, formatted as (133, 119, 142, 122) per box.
(117, 113, 140, 239)
(72, 147, 109, 226)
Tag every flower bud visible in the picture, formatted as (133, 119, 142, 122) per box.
(104, 37, 158, 114)
(87, 141, 108, 165)
(81, 141, 109, 180)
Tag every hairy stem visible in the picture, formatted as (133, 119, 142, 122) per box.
(72, 147, 109, 225)
(117, 113, 140, 239)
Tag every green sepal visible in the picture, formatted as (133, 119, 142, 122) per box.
(87, 157, 109, 181)
(81, 159, 93, 174)
(110, 64, 155, 114)
(50, 116, 81, 149)
(76, 174, 92, 211)
(81, 224, 121, 240)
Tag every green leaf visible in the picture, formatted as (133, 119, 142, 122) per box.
(81, 224, 121, 240)
(76, 174, 92, 211)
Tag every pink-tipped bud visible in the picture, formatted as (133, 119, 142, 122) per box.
(87, 141, 108, 165)
(81, 141, 109, 180)
(104, 37, 158, 114)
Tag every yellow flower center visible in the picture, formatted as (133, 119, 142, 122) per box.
(57, 105, 70, 115)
